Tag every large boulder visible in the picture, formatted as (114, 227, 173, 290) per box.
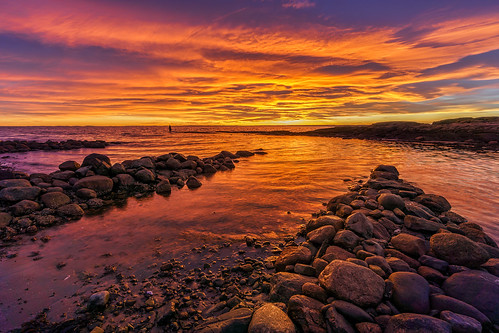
(10, 200, 41, 216)
(405, 201, 436, 220)
(443, 270, 499, 324)
(345, 212, 373, 238)
(287, 295, 326, 333)
(307, 225, 336, 245)
(377, 193, 405, 211)
(388, 272, 430, 314)
(430, 294, 490, 325)
(391, 233, 427, 257)
(439, 311, 481, 333)
(270, 272, 317, 303)
(41, 192, 71, 209)
(404, 215, 443, 232)
(134, 169, 155, 183)
(57, 203, 84, 218)
(0, 186, 41, 202)
(82, 153, 111, 167)
(0, 179, 31, 189)
(59, 160, 81, 171)
(248, 303, 296, 333)
(385, 314, 451, 333)
(156, 180, 172, 195)
(319, 260, 385, 307)
(275, 246, 313, 271)
(73, 176, 114, 195)
(430, 233, 489, 268)
(414, 194, 451, 214)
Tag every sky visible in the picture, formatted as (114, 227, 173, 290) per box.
(1, 0, 499, 125)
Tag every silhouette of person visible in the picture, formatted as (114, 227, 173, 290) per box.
(169, 125, 172, 133)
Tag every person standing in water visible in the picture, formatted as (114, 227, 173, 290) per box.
(169, 125, 172, 133)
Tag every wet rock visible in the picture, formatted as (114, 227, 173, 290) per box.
(135, 169, 155, 183)
(430, 294, 490, 325)
(405, 201, 436, 220)
(165, 157, 181, 170)
(355, 322, 382, 333)
(73, 175, 114, 195)
(404, 215, 443, 232)
(373, 165, 399, 176)
(327, 192, 359, 212)
(430, 233, 489, 268)
(249, 303, 296, 333)
(306, 215, 344, 233)
(116, 173, 135, 188)
(385, 313, 451, 333)
(203, 164, 217, 174)
(365, 256, 392, 276)
(362, 240, 384, 256)
(110, 163, 126, 175)
(333, 230, 360, 250)
(156, 180, 172, 195)
(10, 200, 40, 216)
(389, 272, 430, 314)
(302, 282, 327, 303)
(324, 306, 355, 333)
(275, 246, 312, 271)
(57, 203, 84, 218)
(0, 179, 32, 188)
(270, 272, 317, 303)
(345, 212, 373, 238)
(440, 211, 467, 224)
(0, 186, 41, 202)
(418, 266, 445, 284)
(41, 192, 70, 209)
(385, 249, 420, 269)
(440, 311, 481, 333)
(443, 270, 499, 324)
(312, 258, 328, 275)
(390, 233, 427, 257)
(76, 188, 97, 199)
(82, 153, 111, 167)
(414, 194, 451, 214)
(88, 291, 110, 311)
(377, 193, 405, 211)
(50, 170, 75, 181)
(307, 225, 336, 245)
(287, 295, 326, 333)
(0, 212, 12, 227)
(386, 257, 411, 272)
(186, 176, 202, 189)
(322, 245, 355, 262)
(87, 198, 104, 209)
(197, 307, 253, 333)
(319, 260, 385, 307)
(332, 300, 373, 323)
(481, 258, 499, 276)
(418, 255, 448, 273)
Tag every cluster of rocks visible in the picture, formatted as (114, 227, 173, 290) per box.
(0, 139, 110, 154)
(0, 149, 262, 242)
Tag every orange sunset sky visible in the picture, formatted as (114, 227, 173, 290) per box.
(1, 0, 499, 126)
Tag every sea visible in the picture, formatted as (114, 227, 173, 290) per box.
(0, 125, 498, 329)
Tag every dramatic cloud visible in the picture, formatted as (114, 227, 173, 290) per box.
(0, 0, 498, 125)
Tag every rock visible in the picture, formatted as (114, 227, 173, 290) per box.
(180, 160, 197, 170)
(391, 233, 427, 257)
(294, 264, 316, 276)
(418, 266, 445, 284)
(324, 306, 355, 333)
(336, 204, 354, 218)
(385, 249, 420, 268)
(386, 257, 411, 272)
(302, 283, 328, 303)
(373, 165, 399, 176)
(404, 215, 443, 232)
(0, 179, 32, 188)
(0, 186, 41, 202)
(362, 240, 384, 256)
(287, 295, 326, 333)
(327, 192, 359, 212)
(186, 176, 202, 189)
(333, 230, 360, 250)
(76, 188, 97, 199)
(388, 272, 430, 314)
(203, 164, 217, 174)
(10, 200, 41, 216)
(59, 160, 80, 171)
(430, 294, 490, 325)
(443, 270, 499, 324)
(414, 194, 451, 214)
(82, 153, 111, 167)
(430, 233, 489, 268)
(0, 212, 12, 227)
(332, 300, 373, 323)
(156, 180, 172, 195)
(275, 246, 312, 271)
(480, 243, 499, 259)
(134, 169, 155, 183)
(345, 212, 373, 238)
(270, 272, 317, 303)
(88, 291, 110, 310)
(377, 194, 405, 211)
(312, 258, 329, 275)
(110, 163, 126, 175)
(482, 258, 499, 276)
(322, 245, 355, 262)
(236, 150, 255, 157)
(405, 201, 437, 220)
(306, 215, 344, 233)
(365, 256, 392, 276)
(165, 158, 181, 170)
(385, 314, 451, 333)
(319, 260, 385, 307)
(73, 176, 114, 195)
(418, 255, 449, 273)
(57, 204, 84, 218)
(248, 303, 296, 333)
(355, 322, 382, 333)
(196, 307, 253, 333)
(307, 225, 336, 245)
(440, 211, 467, 224)
(126, 157, 155, 169)
(372, 222, 391, 241)
(116, 174, 135, 188)
(440, 311, 481, 333)
(41, 192, 71, 209)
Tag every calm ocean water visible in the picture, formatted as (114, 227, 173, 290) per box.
(0, 126, 498, 329)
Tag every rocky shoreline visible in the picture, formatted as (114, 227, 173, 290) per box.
(7, 164, 499, 332)
(0, 149, 264, 244)
(0, 139, 112, 154)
